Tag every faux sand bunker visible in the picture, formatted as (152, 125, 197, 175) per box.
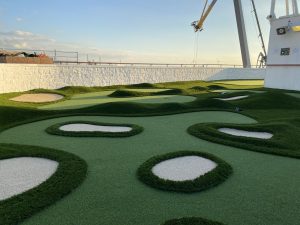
(0, 157, 58, 201)
(46, 121, 143, 137)
(152, 156, 217, 182)
(218, 128, 273, 139)
(59, 124, 133, 133)
(215, 95, 249, 101)
(138, 151, 232, 192)
(10, 93, 64, 103)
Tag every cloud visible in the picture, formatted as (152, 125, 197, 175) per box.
(16, 17, 23, 22)
(0, 30, 56, 49)
(0, 29, 197, 63)
(0, 29, 241, 64)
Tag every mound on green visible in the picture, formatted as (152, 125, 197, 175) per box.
(127, 83, 156, 88)
(109, 89, 151, 98)
(189, 86, 208, 91)
(108, 89, 184, 98)
(162, 217, 226, 225)
(207, 85, 226, 90)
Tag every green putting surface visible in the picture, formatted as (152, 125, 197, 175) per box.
(39, 91, 196, 110)
(0, 112, 299, 225)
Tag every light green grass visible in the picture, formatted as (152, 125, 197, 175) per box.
(286, 93, 300, 99)
(39, 91, 196, 110)
(0, 112, 299, 225)
(123, 88, 170, 92)
(213, 80, 264, 86)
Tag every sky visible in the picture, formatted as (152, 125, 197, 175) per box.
(0, 0, 293, 65)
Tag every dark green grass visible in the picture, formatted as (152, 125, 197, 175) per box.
(108, 89, 185, 98)
(188, 122, 300, 159)
(46, 120, 143, 137)
(0, 143, 87, 225)
(207, 85, 227, 90)
(137, 151, 232, 193)
(126, 83, 156, 88)
(108, 89, 153, 97)
(162, 217, 226, 225)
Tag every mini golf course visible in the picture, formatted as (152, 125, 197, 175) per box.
(0, 80, 299, 225)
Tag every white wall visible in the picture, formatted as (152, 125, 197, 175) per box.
(0, 64, 266, 94)
(265, 66, 300, 91)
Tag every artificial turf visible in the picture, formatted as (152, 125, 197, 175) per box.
(0, 113, 300, 225)
(0, 80, 299, 225)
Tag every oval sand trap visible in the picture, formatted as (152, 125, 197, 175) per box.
(152, 156, 217, 182)
(10, 93, 64, 103)
(0, 157, 58, 201)
(215, 95, 249, 101)
(59, 124, 133, 133)
(218, 128, 273, 139)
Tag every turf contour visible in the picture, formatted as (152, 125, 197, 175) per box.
(0, 143, 87, 225)
(39, 91, 196, 110)
(137, 151, 232, 193)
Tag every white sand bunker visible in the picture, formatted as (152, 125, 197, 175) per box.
(218, 128, 273, 139)
(59, 124, 133, 133)
(10, 93, 64, 103)
(215, 95, 249, 101)
(152, 156, 217, 182)
(0, 157, 58, 201)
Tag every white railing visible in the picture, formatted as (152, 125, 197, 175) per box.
(54, 61, 245, 68)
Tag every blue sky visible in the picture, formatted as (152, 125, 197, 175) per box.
(0, 0, 283, 64)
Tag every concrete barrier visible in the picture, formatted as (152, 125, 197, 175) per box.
(0, 64, 266, 93)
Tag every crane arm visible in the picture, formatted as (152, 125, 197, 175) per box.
(192, 0, 218, 32)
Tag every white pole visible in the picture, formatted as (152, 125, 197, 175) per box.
(270, 0, 276, 19)
(233, 0, 251, 68)
(292, 0, 299, 15)
(286, 0, 290, 15)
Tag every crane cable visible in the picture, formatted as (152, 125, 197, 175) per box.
(193, 31, 200, 64)
(193, 0, 208, 64)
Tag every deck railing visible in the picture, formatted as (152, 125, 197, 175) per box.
(54, 61, 245, 68)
